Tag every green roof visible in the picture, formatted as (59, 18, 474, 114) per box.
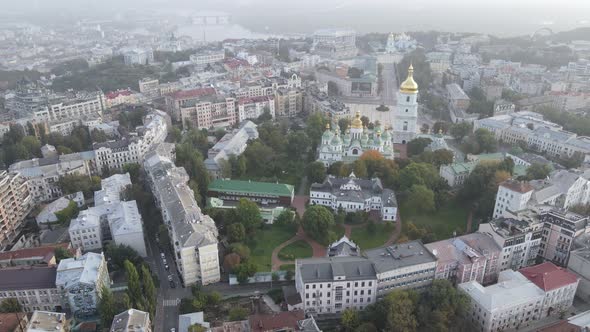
(208, 179, 294, 197)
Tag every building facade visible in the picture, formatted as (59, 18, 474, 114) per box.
(309, 173, 398, 221)
(204, 121, 258, 178)
(0, 266, 61, 312)
(394, 65, 419, 144)
(110, 309, 151, 332)
(0, 171, 33, 250)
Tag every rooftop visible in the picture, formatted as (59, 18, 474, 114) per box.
(446, 83, 470, 100)
(168, 87, 216, 100)
(208, 179, 294, 197)
(364, 241, 437, 273)
(297, 256, 377, 283)
(0, 243, 71, 265)
(425, 233, 501, 266)
(110, 309, 150, 332)
(27, 311, 66, 332)
(519, 262, 579, 291)
(500, 179, 534, 194)
(249, 311, 305, 332)
(55, 252, 105, 289)
(0, 266, 57, 291)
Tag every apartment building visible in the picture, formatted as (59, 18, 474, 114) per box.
(0, 266, 61, 312)
(93, 110, 168, 172)
(144, 146, 220, 285)
(34, 92, 105, 122)
(55, 252, 110, 317)
(204, 121, 258, 178)
(190, 49, 225, 68)
(538, 210, 589, 266)
(138, 78, 160, 99)
(478, 217, 543, 270)
(446, 83, 471, 111)
(0, 171, 33, 250)
(0, 243, 77, 268)
(110, 309, 151, 332)
(426, 233, 502, 285)
(312, 29, 357, 59)
(237, 95, 275, 121)
(493, 180, 535, 218)
(179, 95, 237, 130)
(164, 88, 216, 121)
(274, 88, 303, 117)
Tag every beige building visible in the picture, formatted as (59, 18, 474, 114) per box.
(110, 309, 151, 332)
(26, 311, 68, 332)
(275, 88, 303, 117)
(0, 171, 33, 250)
(180, 95, 237, 130)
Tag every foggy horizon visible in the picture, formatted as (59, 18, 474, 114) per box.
(2, 0, 590, 37)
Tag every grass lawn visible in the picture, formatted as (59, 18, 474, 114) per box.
(279, 264, 295, 271)
(400, 202, 469, 240)
(278, 240, 313, 261)
(350, 223, 396, 250)
(247, 225, 296, 272)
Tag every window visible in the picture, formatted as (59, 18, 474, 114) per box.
(406, 96, 410, 102)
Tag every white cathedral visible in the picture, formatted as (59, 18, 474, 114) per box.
(317, 64, 419, 166)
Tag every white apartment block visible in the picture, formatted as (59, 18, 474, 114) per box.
(460, 270, 545, 332)
(190, 50, 225, 67)
(34, 92, 105, 122)
(295, 257, 378, 314)
(139, 78, 160, 99)
(237, 95, 275, 121)
(478, 217, 543, 271)
(55, 252, 110, 317)
(0, 171, 33, 250)
(94, 110, 168, 172)
(144, 145, 220, 285)
(0, 266, 61, 312)
(493, 180, 535, 219)
(110, 309, 152, 332)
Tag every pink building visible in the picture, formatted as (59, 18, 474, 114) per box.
(426, 233, 501, 285)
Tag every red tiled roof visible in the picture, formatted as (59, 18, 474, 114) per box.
(224, 58, 250, 70)
(106, 89, 133, 99)
(249, 311, 304, 332)
(168, 87, 216, 100)
(0, 243, 71, 264)
(238, 95, 273, 105)
(519, 262, 579, 291)
(0, 313, 25, 332)
(501, 179, 534, 194)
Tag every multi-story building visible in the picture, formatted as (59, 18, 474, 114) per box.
(520, 262, 579, 317)
(164, 87, 217, 121)
(493, 99, 515, 116)
(0, 266, 61, 312)
(365, 241, 437, 298)
(312, 29, 357, 59)
(309, 173, 398, 221)
(493, 180, 535, 219)
(0, 171, 33, 250)
(204, 121, 258, 178)
(426, 52, 452, 73)
(0, 243, 77, 268)
(122, 48, 154, 66)
(478, 217, 543, 270)
(274, 88, 303, 117)
(538, 210, 589, 267)
(104, 89, 139, 109)
(9, 151, 96, 203)
(138, 78, 160, 99)
(26, 311, 67, 332)
(237, 96, 275, 121)
(446, 83, 471, 111)
(317, 114, 396, 166)
(34, 92, 105, 123)
(179, 95, 237, 130)
(295, 256, 377, 314)
(426, 233, 502, 285)
(110, 309, 151, 332)
(93, 110, 168, 172)
(9, 78, 49, 118)
(190, 49, 225, 68)
(55, 252, 110, 317)
(394, 64, 419, 144)
(304, 84, 349, 117)
(144, 146, 220, 285)
(459, 269, 546, 332)
(439, 161, 477, 187)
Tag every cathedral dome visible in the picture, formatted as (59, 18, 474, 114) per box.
(331, 132, 342, 145)
(351, 111, 363, 129)
(400, 64, 419, 94)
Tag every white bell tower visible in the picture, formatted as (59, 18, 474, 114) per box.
(393, 64, 419, 144)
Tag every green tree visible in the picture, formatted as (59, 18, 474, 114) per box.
(449, 122, 472, 141)
(275, 209, 298, 232)
(54, 200, 79, 225)
(207, 291, 222, 306)
(98, 286, 116, 327)
(404, 185, 435, 214)
(387, 290, 418, 332)
(54, 247, 73, 263)
(306, 113, 327, 147)
(525, 163, 552, 180)
(124, 260, 143, 307)
(352, 159, 368, 178)
(285, 270, 294, 281)
(230, 243, 251, 260)
(328, 161, 345, 176)
(0, 298, 22, 313)
(57, 174, 101, 198)
(228, 307, 248, 321)
(307, 161, 327, 184)
(356, 322, 378, 332)
(235, 262, 257, 284)
(106, 244, 142, 271)
(188, 324, 208, 332)
(398, 162, 440, 191)
(141, 265, 157, 316)
(227, 223, 246, 243)
(302, 205, 335, 244)
(407, 138, 432, 157)
(21, 136, 41, 157)
(286, 131, 311, 159)
(341, 308, 360, 331)
(91, 128, 109, 143)
(233, 198, 262, 234)
(432, 121, 450, 135)
(474, 128, 498, 153)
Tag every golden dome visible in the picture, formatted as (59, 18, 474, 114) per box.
(351, 111, 363, 129)
(400, 64, 419, 94)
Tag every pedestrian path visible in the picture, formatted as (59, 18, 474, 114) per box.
(163, 298, 180, 307)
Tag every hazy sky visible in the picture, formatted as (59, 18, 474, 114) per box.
(3, 0, 590, 36)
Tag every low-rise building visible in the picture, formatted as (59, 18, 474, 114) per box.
(493, 99, 515, 116)
(0, 243, 77, 268)
(0, 266, 61, 312)
(446, 83, 471, 111)
(327, 236, 359, 257)
(110, 309, 151, 332)
(55, 252, 110, 317)
(204, 121, 258, 178)
(26, 311, 67, 332)
(365, 241, 437, 298)
(144, 146, 220, 285)
(36, 194, 82, 225)
(426, 233, 502, 285)
(310, 173, 398, 221)
(459, 269, 546, 332)
(178, 311, 209, 332)
(0, 312, 28, 332)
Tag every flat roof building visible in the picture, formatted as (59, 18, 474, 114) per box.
(26, 311, 67, 332)
(110, 309, 151, 332)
